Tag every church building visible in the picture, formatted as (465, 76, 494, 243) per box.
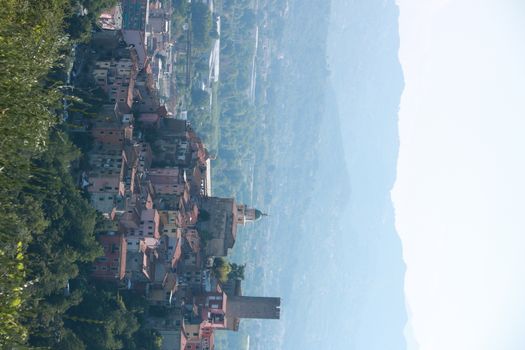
(197, 197, 266, 257)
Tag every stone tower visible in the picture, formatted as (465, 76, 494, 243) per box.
(226, 296, 281, 319)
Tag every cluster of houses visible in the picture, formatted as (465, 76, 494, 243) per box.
(87, 2, 279, 349)
(100, 0, 175, 103)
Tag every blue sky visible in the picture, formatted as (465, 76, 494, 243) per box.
(394, 1, 525, 349)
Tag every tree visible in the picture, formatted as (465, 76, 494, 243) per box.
(212, 257, 231, 283)
(56, 329, 87, 350)
(191, 88, 210, 108)
(191, 2, 212, 49)
(228, 263, 246, 280)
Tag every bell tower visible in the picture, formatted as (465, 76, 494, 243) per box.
(236, 204, 266, 225)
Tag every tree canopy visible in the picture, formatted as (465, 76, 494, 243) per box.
(0, 1, 159, 348)
(212, 257, 232, 282)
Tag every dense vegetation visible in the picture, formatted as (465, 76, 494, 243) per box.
(201, 0, 261, 196)
(212, 257, 246, 283)
(0, 1, 160, 349)
(1, 1, 70, 345)
(191, 1, 213, 50)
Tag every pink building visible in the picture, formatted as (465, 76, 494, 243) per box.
(135, 208, 160, 238)
(149, 168, 184, 195)
(197, 292, 228, 330)
(92, 123, 126, 145)
(91, 234, 127, 281)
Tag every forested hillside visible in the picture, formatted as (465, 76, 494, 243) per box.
(206, 0, 259, 196)
(0, 1, 160, 349)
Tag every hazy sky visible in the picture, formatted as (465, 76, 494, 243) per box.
(393, 1, 525, 349)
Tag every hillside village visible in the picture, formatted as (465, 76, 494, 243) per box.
(77, 1, 280, 349)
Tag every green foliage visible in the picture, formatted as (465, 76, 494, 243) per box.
(18, 131, 101, 347)
(212, 259, 245, 282)
(0, 241, 29, 346)
(191, 2, 212, 49)
(192, 88, 211, 108)
(66, 0, 119, 42)
(228, 263, 246, 281)
(0, 1, 69, 346)
(212, 257, 232, 283)
(0, 1, 153, 348)
(204, 0, 260, 197)
(66, 288, 140, 350)
(57, 329, 87, 350)
(173, 0, 189, 15)
(171, 0, 189, 39)
(0, 0, 67, 197)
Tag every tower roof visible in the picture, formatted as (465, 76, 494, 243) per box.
(254, 209, 266, 221)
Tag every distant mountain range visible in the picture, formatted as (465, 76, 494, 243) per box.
(222, 0, 407, 349)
